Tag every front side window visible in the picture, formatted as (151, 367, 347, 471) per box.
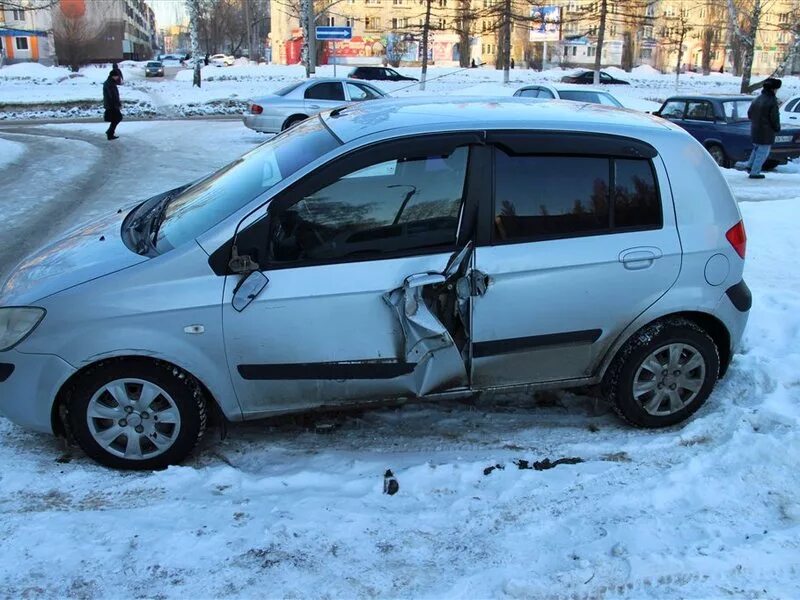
(305, 82, 345, 101)
(659, 100, 686, 118)
(155, 117, 340, 251)
(492, 150, 661, 242)
(346, 82, 381, 101)
(517, 88, 541, 98)
(559, 90, 622, 107)
(270, 147, 470, 263)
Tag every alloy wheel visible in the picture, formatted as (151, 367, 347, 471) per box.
(632, 343, 707, 416)
(86, 378, 182, 460)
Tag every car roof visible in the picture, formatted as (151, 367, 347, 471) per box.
(664, 95, 753, 102)
(323, 96, 671, 142)
(518, 84, 615, 93)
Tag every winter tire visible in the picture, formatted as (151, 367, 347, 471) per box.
(282, 115, 307, 131)
(762, 159, 779, 172)
(67, 360, 207, 470)
(602, 318, 720, 428)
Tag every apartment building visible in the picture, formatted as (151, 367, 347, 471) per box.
(269, 0, 798, 74)
(0, 5, 56, 65)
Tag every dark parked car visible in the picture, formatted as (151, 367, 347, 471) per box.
(560, 70, 629, 85)
(655, 95, 800, 169)
(144, 61, 165, 77)
(349, 66, 418, 82)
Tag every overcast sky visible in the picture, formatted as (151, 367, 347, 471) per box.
(146, 0, 188, 29)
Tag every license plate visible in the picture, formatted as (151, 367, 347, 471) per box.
(775, 135, 793, 143)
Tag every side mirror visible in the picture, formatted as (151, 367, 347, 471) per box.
(232, 271, 269, 312)
(653, 110, 661, 117)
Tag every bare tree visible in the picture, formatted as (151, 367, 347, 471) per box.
(592, 0, 608, 83)
(659, 4, 695, 89)
(187, 0, 203, 87)
(52, 2, 108, 72)
(420, 0, 433, 89)
(726, 0, 780, 92)
(385, 34, 409, 67)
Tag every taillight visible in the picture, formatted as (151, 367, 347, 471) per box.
(726, 220, 747, 259)
(250, 104, 263, 115)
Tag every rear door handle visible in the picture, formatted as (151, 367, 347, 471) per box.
(619, 246, 662, 270)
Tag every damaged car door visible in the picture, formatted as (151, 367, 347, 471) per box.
(221, 134, 482, 417)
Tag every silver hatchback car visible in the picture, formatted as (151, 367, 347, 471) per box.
(0, 98, 751, 469)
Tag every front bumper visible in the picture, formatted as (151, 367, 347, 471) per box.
(0, 349, 75, 434)
(243, 114, 283, 133)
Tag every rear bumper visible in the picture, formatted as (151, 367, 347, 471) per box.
(243, 114, 283, 133)
(717, 280, 751, 361)
(0, 350, 75, 434)
(768, 147, 800, 163)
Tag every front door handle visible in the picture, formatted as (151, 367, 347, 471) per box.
(619, 246, 662, 270)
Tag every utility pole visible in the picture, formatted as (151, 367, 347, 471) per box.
(502, 0, 511, 84)
(309, 0, 316, 75)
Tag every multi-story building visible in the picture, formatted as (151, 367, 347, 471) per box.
(270, 0, 798, 75)
(0, 4, 56, 65)
(50, 0, 156, 64)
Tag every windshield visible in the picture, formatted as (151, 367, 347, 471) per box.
(723, 100, 752, 121)
(154, 117, 340, 252)
(274, 81, 304, 97)
(147, 62, 161, 67)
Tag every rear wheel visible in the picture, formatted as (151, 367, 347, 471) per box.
(67, 360, 207, 470)
(706, 143, 729, 168)
(282, 115, 307, 131)
(762, 159, 780, 171)
(602, 319, 720, 428)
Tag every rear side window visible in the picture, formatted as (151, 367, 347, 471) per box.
(517, 88, 541, 98)
(305, 82, 345, 101)
(493, 150, 661, 242)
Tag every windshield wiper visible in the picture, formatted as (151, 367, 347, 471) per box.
(148, 193, 174, 250)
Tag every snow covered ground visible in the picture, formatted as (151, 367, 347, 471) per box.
(0, 119, 799, 598)
(2, 61, 799, 120)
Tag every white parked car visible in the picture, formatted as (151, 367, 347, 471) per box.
(244, 78, 387, 133)
(209, 53, 234, 67)
(780, 94, 800, 125)
(514, 83, 661, 113)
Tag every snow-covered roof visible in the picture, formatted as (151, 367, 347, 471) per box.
(324, 96, 673, 143)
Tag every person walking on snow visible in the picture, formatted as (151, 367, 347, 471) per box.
(736, 77, 782, 179)
(103, 71, 123, 140)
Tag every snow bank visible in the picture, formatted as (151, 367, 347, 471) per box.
(0, 63, 71, 82)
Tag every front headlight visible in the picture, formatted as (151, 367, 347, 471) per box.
(0, 307, 46, 351)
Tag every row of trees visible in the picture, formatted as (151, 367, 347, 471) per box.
(284, 0, 800, 92)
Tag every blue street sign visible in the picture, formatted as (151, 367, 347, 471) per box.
(315, 26, 352, 41)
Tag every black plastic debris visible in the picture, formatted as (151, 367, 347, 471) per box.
(383, 469, 399, 495)
(483, 457, 584, 475)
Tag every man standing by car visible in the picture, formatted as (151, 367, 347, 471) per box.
(736, 78, 782, 179)
(102, 70, 123, 141)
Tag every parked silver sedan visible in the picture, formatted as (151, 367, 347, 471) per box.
(243, 78, 387, 133)
(0, 98, 750, 470)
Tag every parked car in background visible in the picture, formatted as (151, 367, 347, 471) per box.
(780, 94, 800, 125)
(561, 70, 630, 85)
(655, 94, 800, 169)
(209, 53, 234, 67)
(0, 97, 750, 469)
(244, 78, 386, 133)
(349, 66, 418, 82)
(144, 61, 164, 77)
(514, 84, 624, 107)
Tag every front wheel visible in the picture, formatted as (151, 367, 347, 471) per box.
(67, 360, 207, 470)
(602, 319, 720, 428)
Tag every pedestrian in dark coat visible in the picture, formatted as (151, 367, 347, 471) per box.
(103, 71, 123, 140)
(736, 78, 782, 179)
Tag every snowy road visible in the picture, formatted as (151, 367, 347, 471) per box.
(0, 123, 799, 598)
